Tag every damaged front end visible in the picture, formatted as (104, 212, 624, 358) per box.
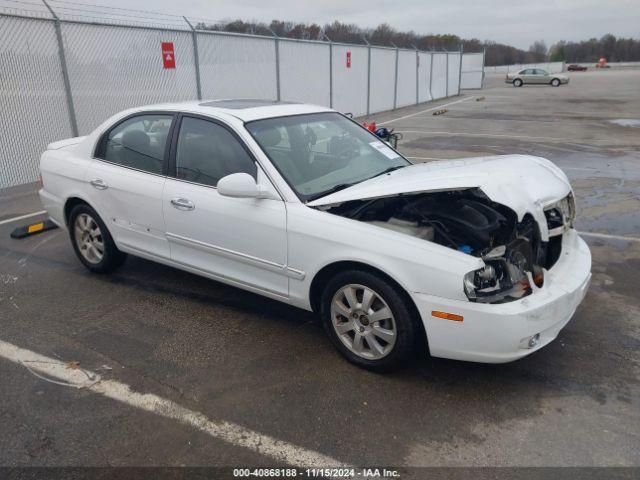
(319, 188, 575, 304)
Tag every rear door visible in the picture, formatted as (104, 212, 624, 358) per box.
(87, 112, 175, 259)
(162, 114, 289, 297)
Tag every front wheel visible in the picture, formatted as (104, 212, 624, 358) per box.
(513, 78, 523, 87)
(320, 270, 420, 371)
(69, 204, 126, 273)
(551, 78, 561, 87)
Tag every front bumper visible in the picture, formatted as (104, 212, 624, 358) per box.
(413, 229, 591, 363)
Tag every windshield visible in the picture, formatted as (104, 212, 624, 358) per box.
(246, 112, 410, 202)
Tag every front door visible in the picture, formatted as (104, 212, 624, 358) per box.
(532, 69, 549, 84)
(520, 69, 536, 84)
(162, 115, 289, 297)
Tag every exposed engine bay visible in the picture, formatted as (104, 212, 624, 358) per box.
(320, 188, 574, 304)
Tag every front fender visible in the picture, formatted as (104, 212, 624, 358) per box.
(286, 204, 482, 309)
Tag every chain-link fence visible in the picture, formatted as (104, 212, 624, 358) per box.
(0, 3, 484, 188)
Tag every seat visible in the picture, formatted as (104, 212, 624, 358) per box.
(254, 127, 305, 184)
(177, 136, 226, 186)
(120, 129, 162, 174)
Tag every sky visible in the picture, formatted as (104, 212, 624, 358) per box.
(8, 0, 640, 49)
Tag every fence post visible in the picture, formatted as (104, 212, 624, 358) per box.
(445, 49, 450, 97)
(269, 31, 281, 101)
(183, 17, 202, 101)
(392, 43, 399, 109)
(275, 37, 281, 101)
(42, 0, 78, 136)
(324, 33, 333, 109)
(429, 51, 434, 100)
(417, 50, 420, 105)
(482, 47, 486, 88)
(364, 36, 371, 115)
(458, 43, 463, 95)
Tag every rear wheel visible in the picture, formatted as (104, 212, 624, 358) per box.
(69, 204, 126, 273)
(513, 78, 523, 87)
(551, 78, 561, 87)
(320, 270, 420, 371)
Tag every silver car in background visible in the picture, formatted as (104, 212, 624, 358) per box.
(506, 68, 569, 87)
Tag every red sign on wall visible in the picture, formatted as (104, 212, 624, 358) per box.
(162, 42, 176, 69)
(346, 51, 351, 68)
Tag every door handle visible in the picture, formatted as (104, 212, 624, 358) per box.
(90, 178, 108, 190)
(170, 197, 195, 211)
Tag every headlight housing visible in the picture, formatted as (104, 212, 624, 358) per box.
(544, 194, 575, 237)
(464, 258, 543, 304)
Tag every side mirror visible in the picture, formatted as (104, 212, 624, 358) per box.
(217, 173, 274, 199)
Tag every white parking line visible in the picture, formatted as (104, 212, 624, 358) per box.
(578, 231, 640, 243)
(378, 97, 474, 125)
(398, 130, 579, 142)
(0, 210, 47, 226)
(0, 339, 344, 467)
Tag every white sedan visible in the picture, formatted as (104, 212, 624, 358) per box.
(39, 100, 591, 371)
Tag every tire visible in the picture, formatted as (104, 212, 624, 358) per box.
(68, 204, 126, 273)
(513, 79, 523, 87)
(551, 78, 561, 87)
(320, 269, 420, 371)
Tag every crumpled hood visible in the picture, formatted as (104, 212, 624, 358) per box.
(308, 155, 572, 240)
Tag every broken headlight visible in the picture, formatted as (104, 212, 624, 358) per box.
(544, 194, 575, 237)
(463, 258, 539, 304)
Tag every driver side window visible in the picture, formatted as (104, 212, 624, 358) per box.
(175, 117, 257, 187)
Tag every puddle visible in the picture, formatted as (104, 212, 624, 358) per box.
(609, 119, 640, 128)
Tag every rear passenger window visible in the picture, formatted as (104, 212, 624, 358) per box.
(99, 114, 173, 174)
(175, 117, 257, 187)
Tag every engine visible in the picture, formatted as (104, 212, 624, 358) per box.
(322, 188, 567, 304)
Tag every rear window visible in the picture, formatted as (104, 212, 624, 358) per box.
(97, 114, 173, 174)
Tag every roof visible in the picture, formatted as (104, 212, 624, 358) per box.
(132, 99, 333, 123)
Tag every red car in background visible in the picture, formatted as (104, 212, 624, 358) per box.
(567, 64, 588, 71)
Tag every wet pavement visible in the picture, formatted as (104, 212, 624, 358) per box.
(0, 69, 639, 470)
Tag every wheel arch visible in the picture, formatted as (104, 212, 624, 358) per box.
(308, 260, 427, 352)
(63, 196, 92, 226)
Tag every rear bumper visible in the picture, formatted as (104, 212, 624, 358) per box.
(38, 188, 65, 228)
(413, 229, 591, 363)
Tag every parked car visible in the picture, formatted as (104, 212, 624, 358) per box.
(506, 68, 569, 87)
(567, 64, 588, 72)
(39, 100, 591, 371)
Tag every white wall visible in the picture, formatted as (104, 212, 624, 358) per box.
(279, 40, 330, 106)
(330, 44, 368, 116)
(369, 48, 396, 113)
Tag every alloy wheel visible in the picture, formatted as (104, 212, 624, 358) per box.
(330, 284, 397, 360)
(74, 213, 104, 264)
